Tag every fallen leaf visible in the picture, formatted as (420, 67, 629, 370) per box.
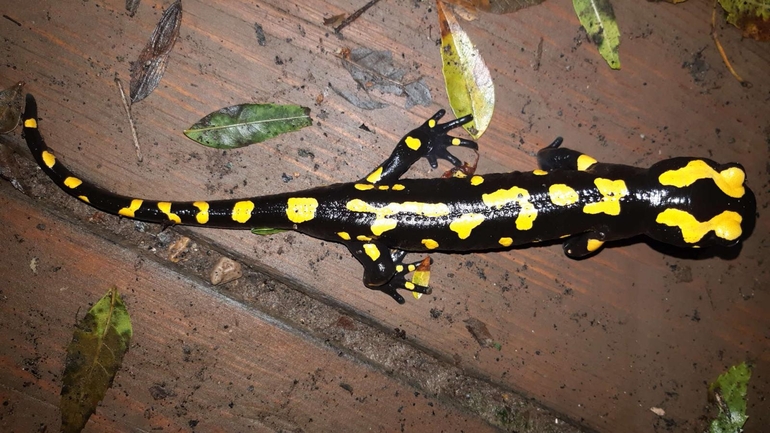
(708, 362, 751, 433)
(184, 103, 312, 149)
(60, 288, 133, 433)
(445, 0, 545, 14)
(410, 257, 432, 299)
(572, 0, 621, 69)
(126, 0, 141, 17)
(0, 142, 26, 193)
(0, 81, 24, 133)
(437, 0, 495, 139)
(130, 0, 182, 103)
(251, 227, 287, 235)
(718, 0, 770, 40)
(323, 13, 346, 27)
(464, 317, 495, 347)
(340, 47, 432, 109)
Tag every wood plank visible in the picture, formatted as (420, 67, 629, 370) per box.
(0, 181, 502, 432)
(1, 0, 768, 431)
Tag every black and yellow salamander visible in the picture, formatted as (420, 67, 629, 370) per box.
(22, 94, 756, 304)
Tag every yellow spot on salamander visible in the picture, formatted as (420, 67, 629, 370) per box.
(286, 197, 318, 223)
(118, 199, 143, 218)
(363, 243, 381, 261)
(658, 159, 745, 198)
(378, 185, 389, 190)
(337, 232, 351, 240)
(78, 196, 90, 203)
(449, 213, 485, 239)
(63, 177, 82, 189)
(355, 183, 374, 190)
(392, 184, 405, 191)
(24, 118, 37, 128)
(533, 169, 548, 175)
(357, 235, 372, 241)
(193, 201, 210, 224)
(407, 264, 416, 272)
(656, 209, 742, 243)
(232, 200, 255, 223)
(428, 119, 437, 128)
(482, 186, 538, 230)
(451, 138, 461, 145)
(499, 237, 513, 247)
(396, 265, 404, 272)
(422, 239, 439, 249)
(583, 178, 628, 216)
(41, 151, 56, 168)
(577, 154, 597, 171)
(586, 239, 604, 252)
(548, 184, 579, 206)
(405, 136, 421, 150)
(158, 202, 181, 224)
(404, 281, 415, 290)
(371, 218, 398, 236)
(470, 175, 484, 186)
(366, 166, 384, 183)
(347, 199, 451, 236)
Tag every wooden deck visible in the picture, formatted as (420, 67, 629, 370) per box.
(1, 1, 768, 432)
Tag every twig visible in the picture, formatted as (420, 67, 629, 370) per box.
(334, 0, 382, 34)
(115, 75, 143, 162)
(711, 1, 751, 88)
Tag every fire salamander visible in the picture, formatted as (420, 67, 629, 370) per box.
(22, 94, 756, 303)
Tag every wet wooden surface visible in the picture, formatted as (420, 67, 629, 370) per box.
(1, 1, 768, 432)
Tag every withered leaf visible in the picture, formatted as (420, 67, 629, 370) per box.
(0, 81, 25, 133)
(718, 0, 770, 40)
(0, 143, 25, 193)
(60, 288, 133, 433)
(130, 0, 182, 103)
(126, 0, 141, 17)
(340, 47, 432, 109)
(444, 0, 544, 14)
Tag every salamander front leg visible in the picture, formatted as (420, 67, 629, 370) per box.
(537, 137, 599, 172)
(345, 241, 432, 304)
(361, 110, 477, 185)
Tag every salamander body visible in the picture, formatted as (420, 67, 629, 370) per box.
(22, 95, 756, 303)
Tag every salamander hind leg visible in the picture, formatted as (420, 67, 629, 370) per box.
(362, 110, 477, 185)
(562, 230, 607, 258)
(345, 242, 432, 304)
(537, 137, 598, 172)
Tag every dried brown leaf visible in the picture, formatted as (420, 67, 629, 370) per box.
(0, 81, 24, 133)
(129, 0, 182, 103)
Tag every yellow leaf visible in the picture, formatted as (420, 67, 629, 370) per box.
(437, 0, 495, 139)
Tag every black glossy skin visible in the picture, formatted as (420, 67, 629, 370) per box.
(22, 94, 756, 303)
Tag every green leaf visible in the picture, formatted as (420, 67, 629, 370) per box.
(60, 288, 133, 433)
(708, 362, 751, 433)
(572, 0, 621, 69)
(0, 81, 25, 133)
(184, 103, 312, 149)
(437, 0, 495, 140)
(251, 227, 287, 235)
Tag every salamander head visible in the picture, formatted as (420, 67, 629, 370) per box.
(646, 158, 756, 248)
